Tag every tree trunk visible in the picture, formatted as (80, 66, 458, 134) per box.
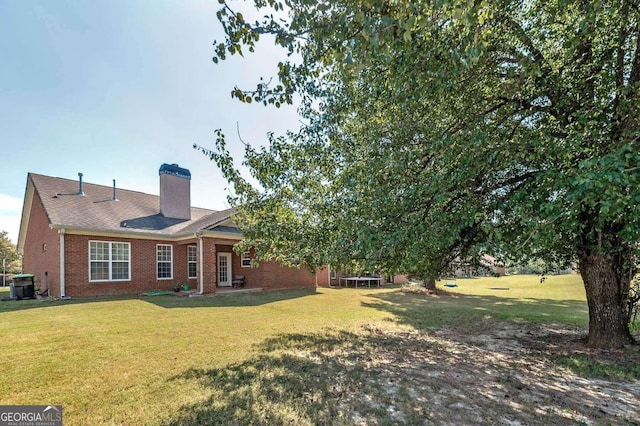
(423, 277, 436, 290)
(579, 252, 634, 348)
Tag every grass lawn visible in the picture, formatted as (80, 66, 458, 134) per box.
(0, 275, 638, 425)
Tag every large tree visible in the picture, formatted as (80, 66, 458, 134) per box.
(0, 231, 21, 275)
(201, 0, 640, 348)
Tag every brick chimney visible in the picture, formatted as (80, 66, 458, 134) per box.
(159, 163, 191, 220)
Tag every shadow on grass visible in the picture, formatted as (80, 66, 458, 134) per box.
(145, 287, 318, 309)
(361, 290, 640, 382)
(361, 289, 590, 332)
(0, 287, 318, 313)
(165, 327, 637, 425)
(0, 292, 138, 314)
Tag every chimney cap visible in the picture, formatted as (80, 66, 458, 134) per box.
(159, 163, 191, 180)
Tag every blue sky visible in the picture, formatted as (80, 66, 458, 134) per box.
(0, 1, 299, 243)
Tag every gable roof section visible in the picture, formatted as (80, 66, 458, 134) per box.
(21, 173, 236, 242)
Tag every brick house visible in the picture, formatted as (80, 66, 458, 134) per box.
(16, 164, 329, 297)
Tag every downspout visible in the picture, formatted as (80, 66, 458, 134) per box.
(198, 233, 204, 294)
(59, 229, 65, 298)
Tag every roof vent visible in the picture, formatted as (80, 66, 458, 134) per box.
(78, 173, 85, 196)
(112, 179, 118, 201)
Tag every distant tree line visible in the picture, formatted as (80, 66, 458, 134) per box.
(0, 230, 22, 274)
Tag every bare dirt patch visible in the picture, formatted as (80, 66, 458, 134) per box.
(343, 322, 640, 425)
(171, 322, 639, 425)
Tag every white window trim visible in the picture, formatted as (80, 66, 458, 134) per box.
(241, 251, 252, 268)
(187, 245, 197, 279)
(88, 240, 131, 282)
(156, 244, 173, 280)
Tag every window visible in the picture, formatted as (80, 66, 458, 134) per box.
(157, 244, 173, 279)
(241, 251, 252, 268)
(89, 241, 130, 282)
(330, 269, 337, 279)
(188, 245, 197, 278)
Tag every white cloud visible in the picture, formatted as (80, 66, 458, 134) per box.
(0, 194, 23, 243)
(0, 215, 21, 244)
(0, 193, 23, 214)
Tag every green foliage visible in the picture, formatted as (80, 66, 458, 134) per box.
(0, 230, 21, 273)
(201, 1, 640, 345)
(204, 0, 639, 270)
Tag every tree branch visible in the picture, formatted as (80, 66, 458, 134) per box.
(628, 21, 640, 86)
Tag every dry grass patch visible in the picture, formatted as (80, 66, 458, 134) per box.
(168, 322, 639, 425)
(1, 276, 638, 425)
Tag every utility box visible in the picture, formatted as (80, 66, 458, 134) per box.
(11, 274, 35, 299)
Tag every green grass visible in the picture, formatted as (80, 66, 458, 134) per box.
(393, 274, 589, 329)
(0, 287, 392, 424)
(437, 273, 586, 301)
(0, 275, 637, 425)
(550, 353, 640, 381)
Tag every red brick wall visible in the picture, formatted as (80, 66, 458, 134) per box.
(174, 240, 199, 289)
(22, 190, 61, 296)
(63, 235, 201, 297)
(201, 238, 218, 293)
(255, 261, 320, 290)
(392, 274, 409, 284)
(316, 266, 330, 287)
(224, 246, 323, 291)
(24, 214, 325, 297)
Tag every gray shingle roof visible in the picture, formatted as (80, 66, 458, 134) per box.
(29, 173, 234, 237)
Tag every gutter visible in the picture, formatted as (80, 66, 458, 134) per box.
(198, 233, 204, 295)
(59, 228, 65, 298)
(48, 224, 243, 242)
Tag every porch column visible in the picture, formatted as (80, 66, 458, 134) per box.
(58, 228, 65, 297)
(198, 234, 204, 294)
(201, 238, 217, 294)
